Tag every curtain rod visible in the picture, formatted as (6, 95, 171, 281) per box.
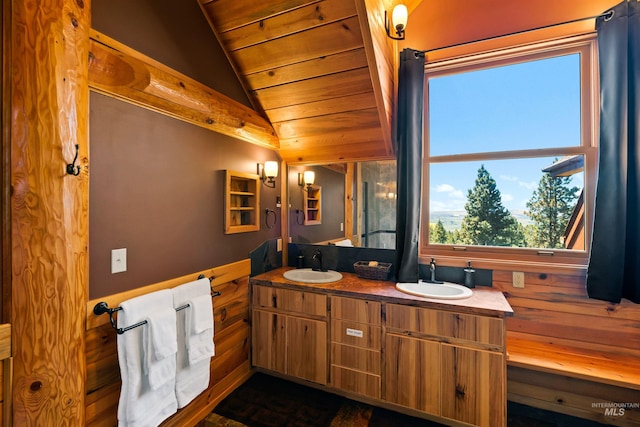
(417, 10, 615, 55)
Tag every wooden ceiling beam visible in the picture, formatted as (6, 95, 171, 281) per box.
(88, 31, 279, 150)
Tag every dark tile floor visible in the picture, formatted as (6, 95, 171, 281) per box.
(200, 373, 610, 427)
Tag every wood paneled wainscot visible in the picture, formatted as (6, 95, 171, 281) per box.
(385, 305, 506, 427)
(252, 285, 328, 384)
(85, 260, 252, 427)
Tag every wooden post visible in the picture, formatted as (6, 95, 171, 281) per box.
(10, 0, 89, 424)
(345, 163, 355, 243)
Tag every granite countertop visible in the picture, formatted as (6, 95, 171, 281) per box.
(250, 267, 513, 318)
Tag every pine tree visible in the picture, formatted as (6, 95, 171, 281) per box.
(431, 220, 447, 243)
(525, 172, 579, 249)
(459, 165, 524, 246)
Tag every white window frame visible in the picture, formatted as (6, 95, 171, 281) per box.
(420, 34, 599, 272)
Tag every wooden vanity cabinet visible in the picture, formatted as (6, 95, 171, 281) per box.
(252, 285, 328, 384)
(385, 304, 506, 427)
(329, 296, 382, 399)
(250, 280, 508, 427)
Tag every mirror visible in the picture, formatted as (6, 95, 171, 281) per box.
(287, 161, 397, 249)
(287, 164, 347, 245)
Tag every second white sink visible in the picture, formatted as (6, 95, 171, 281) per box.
(396, 281, 473, 299)
(283, 268, 343, 284)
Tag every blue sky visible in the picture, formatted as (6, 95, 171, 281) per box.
(428, 53, 583, 213)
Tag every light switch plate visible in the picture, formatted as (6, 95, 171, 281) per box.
(111, 248, 127, 274)
(277, 238, 282, 252)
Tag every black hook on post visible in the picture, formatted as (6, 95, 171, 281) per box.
(66, 144, 81, 176)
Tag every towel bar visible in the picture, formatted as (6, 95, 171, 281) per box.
(93, 274, 221, 334)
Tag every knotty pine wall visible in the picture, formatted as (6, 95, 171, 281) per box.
(492, 270, 640, 356)
(492, 268, 640, 422)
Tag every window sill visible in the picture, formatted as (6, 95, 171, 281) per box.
(419, 251, 588, 276)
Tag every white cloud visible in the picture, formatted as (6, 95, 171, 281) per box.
(518, 181, 537, 190)
(502, 193, 514, 202)
(450, 190, 465, 199)
(499, 174, 538, 191)
(435, 184, 455, 192)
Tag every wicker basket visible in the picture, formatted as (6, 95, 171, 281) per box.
(353, 261, 392, 281)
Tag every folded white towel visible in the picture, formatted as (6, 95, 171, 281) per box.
(144, 306, 178, 390)
(117, 289, 178, 427)
(186, 294, 215, 365)
(173, 278, 214, 408)
(335, 238, 354, 247)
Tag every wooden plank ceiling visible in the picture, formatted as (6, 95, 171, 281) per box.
(198, 0, 396, 165)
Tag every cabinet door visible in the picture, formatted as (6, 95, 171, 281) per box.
(385, 334, 440, 415)
(441, 344, 505, 427)
(287, 316, 327, 384)
(252, 310, 286, 374)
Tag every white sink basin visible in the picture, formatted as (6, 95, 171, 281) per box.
(283, 268, 343, 284)
(396, 281, 473, 299)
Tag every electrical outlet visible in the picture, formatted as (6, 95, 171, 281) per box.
(340, 222, 344, 232)
(512, 271, 525, 288)
(277, 238, 282, 252)
(111, 248, 127, 274)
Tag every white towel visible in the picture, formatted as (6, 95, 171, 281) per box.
(144, 307, 178, 390)
(335, 238, 354, 247)
(173, 278, 215, 408)
(117, 289, 178, 427)
(186, 294, 215, 365)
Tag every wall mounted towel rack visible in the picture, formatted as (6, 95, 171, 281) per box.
(93, 274, 221, 335)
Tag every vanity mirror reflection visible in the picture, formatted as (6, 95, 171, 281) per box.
(287, 161, 397, 249)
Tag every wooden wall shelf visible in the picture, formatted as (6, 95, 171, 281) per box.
(225, 170, 260, 234)
(304, 185, 322, 225)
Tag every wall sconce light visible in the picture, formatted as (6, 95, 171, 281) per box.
(385, 3, 408, 40)
(298, 171, 316, 191)
(258, 161, 278, 188)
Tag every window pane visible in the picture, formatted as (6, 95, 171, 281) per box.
(428, 54, 581, 156)
(428, 156, 585, 250)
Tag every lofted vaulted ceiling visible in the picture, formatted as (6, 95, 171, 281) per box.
(198, 0, 618, 165)
(198, 0, 400, 165)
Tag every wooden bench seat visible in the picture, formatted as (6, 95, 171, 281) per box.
(507, 336, 640, 391)
(507, 334, 640, 426)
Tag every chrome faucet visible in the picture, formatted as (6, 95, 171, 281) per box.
(312, 249, 325, 272)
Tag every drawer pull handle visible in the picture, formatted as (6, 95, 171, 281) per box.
(346, 328, 363, 338)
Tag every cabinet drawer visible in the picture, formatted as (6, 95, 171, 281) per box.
(253, 285, 326, 317)
(331, 343, 380, 375)
(331, 365, 380, 399)
(331, 296, 380, 325)
(387, 304, 504, 348)
(331, 319, 381, 350)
